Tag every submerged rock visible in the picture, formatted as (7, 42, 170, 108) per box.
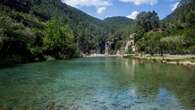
(44, 56, 56, 61)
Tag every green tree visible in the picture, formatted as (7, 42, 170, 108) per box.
(137, 32, 163, 55)
(136, 11, 160, 32)
(160, 35, 184, 54)
(43, 19, 77, 58)
(186, 11, 195, 27)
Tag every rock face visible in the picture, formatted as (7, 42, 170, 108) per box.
(124, 33, 137, 54)
(105, 41, 112, 55)
(114, 33, 137, 56)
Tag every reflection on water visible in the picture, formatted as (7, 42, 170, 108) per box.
(0, 57, 194, 110)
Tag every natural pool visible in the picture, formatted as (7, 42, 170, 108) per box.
(0, 57, 194, 110)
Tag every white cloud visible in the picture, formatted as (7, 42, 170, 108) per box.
(119, 0, 158, 5)
(61, 0, 111, 14)
(62, 0, 111, 7)
(127, 11, 139, 19)
(97, 7, 107, 14)
(171, 2, 179, 11)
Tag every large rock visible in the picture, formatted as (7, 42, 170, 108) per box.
(124, 33, 137, 54)
(105, 41, 112, 55)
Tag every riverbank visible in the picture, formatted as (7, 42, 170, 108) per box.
(86, 54, 122, 57)
(123, 54, 195, 66)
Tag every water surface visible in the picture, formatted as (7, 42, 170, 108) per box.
(0, 57, 195, 110)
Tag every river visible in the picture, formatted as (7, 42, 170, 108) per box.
(0, 57, 194, 110)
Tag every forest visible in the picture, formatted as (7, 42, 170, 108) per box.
(0, 0, 195, 65)
(135, 0, 195, 55)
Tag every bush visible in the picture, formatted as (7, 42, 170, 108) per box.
(160, 35, 185, 54)
(189, 45, 195, 54)
(137, 32, 163, 55)
(43, 19, 77, 58)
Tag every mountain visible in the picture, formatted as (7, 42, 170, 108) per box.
(29, 0, 132, 53)
(0, 0, 104, 50)
(0, 0, 101, 22)
(100, 16, 134, 53)
(165, 0, 195, 23)
(134, 0, 195, 55)
(103, 16, 134, 28)
(0, 0, 132, 65)
(103, 16, 134, 33)
(31, 0, 134, 54)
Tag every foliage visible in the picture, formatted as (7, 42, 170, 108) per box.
(137, 32, 163, 55)
(186, 11, 195, 27)
(43, 19, 77, 58)
(165, 0, 195, 24)
(1, 0, 195, 65)
(135, 0, 195, 55)
(136, 11, 160, 32)
(160, 35, 185, 54)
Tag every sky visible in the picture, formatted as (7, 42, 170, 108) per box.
(61, 0, 181, 20)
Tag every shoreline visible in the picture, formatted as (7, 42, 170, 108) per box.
(123, 54, 195, 66)
(85, 54, 122, 57)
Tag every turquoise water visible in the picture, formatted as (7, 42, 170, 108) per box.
(0, 57, 195, 110)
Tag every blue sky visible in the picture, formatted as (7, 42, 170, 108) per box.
(62, 0, 181, 20)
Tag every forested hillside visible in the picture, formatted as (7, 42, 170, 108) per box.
(165, 0, 195, 24)
(102, 17, 134, 54)
(0, 0, 132, 65)
(0, 0, 195, 66)
(133, 0, 195, 55)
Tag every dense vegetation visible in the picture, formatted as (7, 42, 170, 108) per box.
(0, 0, 195, 65)
(133, 0, 195, 55)
(102, 17, 134, 54)
(0, 0, 132, 65)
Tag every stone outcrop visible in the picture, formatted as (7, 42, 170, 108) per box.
(105, 41, 112, 55)
(124, 33, 137, 54)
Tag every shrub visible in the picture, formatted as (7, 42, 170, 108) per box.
(43, 19, 77, 58)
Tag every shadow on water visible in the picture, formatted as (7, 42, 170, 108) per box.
(0, 61, 19, 69)
(0, 57, 194, 110)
